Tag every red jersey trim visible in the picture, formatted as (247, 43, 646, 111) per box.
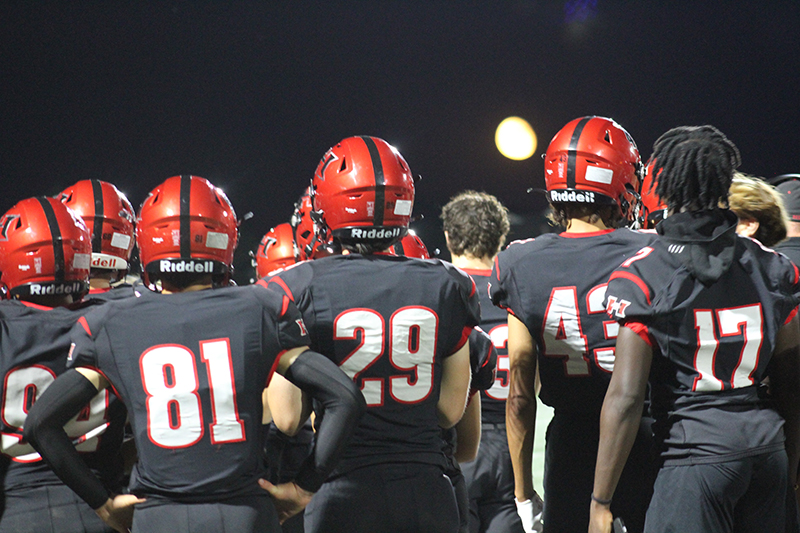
(558, 229, 615, 238)
(460, 268, 491, 276)
(786, 307, 798, 326)
(280, 295, 290, 316)
(19, 301, 53, 311)
(608, 271, 652, 305)
(266, 349, 287, 387)
(263, 276, 295, 302)
(88, 287, 111, 295)
(78, 316, 92, 336)
(451, 326, 472, 354)
(621, 320, 654, 347)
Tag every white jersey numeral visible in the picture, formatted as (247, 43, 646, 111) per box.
(485, 324, 509, 400)
(141, 339, 244, 448)
(1, 365, 109, 461)
(335, 307, 438, 407)
(692, 304, 763, 392)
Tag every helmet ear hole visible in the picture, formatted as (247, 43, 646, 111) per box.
(604, 130, 611, 143)
(339, 157, 348, 172)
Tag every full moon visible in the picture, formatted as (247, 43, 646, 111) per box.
(495, 117, 537, 160)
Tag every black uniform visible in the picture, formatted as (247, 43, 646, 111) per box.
(775, 237, 800, 269)
(0, 300, 126, 533)
(605, 209, 800, 533)
(264, 253, 480, 533)
(490, 229, 658, 533)
(444, 326, 497, 533)
(458, 268, 524, 533)
(67, 284, 310, 533)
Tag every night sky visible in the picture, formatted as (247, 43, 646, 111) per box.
(3, 2, 799, 283)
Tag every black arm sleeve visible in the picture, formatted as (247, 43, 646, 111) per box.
(23, 369, 110, 509)
(283, 350, 366, 492)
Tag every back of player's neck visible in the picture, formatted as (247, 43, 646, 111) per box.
(565, 217, 609, 233)
(450, 255, 493, 270)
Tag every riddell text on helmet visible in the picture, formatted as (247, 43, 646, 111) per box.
(159, 260, 215, 273)
(28, 282, 84, 295)
(549, 190, 596, 203)
(348, 227, 403, 239)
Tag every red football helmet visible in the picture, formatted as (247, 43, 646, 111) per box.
(312, 136, 414, 249)
(254, 223, 296, 278)
(58, 179, 136, 272)
(390, 230, 430, 259)
(290, 187, 326, 261)
(544, 116, 642, 221)
(639, 158, 668, 229)
(0, 197, 91, 299)
(137, 175, 239, 287)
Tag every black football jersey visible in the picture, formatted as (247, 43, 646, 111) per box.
(0, 300, 126, 493)
(68, 284, 310, 501)
(605, 213, 800, 464)
(775, 237, 800, 269)
(263, 253, 480, 473)
(84, 282, 139, 303)
(468, 327, 497, 392)
(490, 229, 658, 412)
(464, 268, 510, 424)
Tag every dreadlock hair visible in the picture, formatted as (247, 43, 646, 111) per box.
(651, 125, 741, 213)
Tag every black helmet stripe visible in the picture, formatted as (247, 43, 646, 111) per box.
(567, 116, 593, 190)
(179, 175, 192, 259)
(360, 136, 385, 226)
(37, 197, 65, 282)
(90, 179, 104, 254)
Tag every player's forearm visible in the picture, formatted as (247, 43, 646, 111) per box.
(23, 369, 110, 509)
(506, 386, 536, 500)
(283, 350, 366, 493)
(592, 387, 643, 503)
(453, 393, 481, 463)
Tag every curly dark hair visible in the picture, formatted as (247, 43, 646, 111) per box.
(651, 125, 741, 212)
(441, 190, 510, 259)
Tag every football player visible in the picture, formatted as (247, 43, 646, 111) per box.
(728, 172, 788, 247)
(0, 197, 127, 533)
(255, 223, 298, 278)
(24, 175, 365, 533)
(263, 136, 479, 533)
(773, 175, 800, 266)
(590, 126, 800, 533)
(490, 117, 657, 533)
(441, 189, 537, 533)
(58, 179, 138, 300)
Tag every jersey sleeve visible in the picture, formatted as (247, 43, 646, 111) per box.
(468, 327, 497, 391)
(253, 285, 311, 352)
(66, 311, 102, 370)
(604, 251, 657, 323)
(489, 242, 528, 320)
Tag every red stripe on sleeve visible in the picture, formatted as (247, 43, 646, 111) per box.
(608, 271, 652, 305)
(266, 349, 287, 387)
(266, 276, 295, 302)
(785, 307, 798, 326)
(622, 320, 655, 347)
(280, 295, 290, 316)
(78, 316, 92, 336)
(450, 326, 472, 355)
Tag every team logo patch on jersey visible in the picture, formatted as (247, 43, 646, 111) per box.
(606, 295, 631, 318)
(296, 318, 308, 336)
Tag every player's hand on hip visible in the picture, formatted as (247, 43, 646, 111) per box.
(259, 478, 314, 523)
(94, 494, 146, 533)
(588, 500, 613, 533)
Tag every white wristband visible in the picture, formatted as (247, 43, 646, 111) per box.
(515, 497, 543, 533)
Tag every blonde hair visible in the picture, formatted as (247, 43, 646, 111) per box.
(728, 173, 787, 247)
